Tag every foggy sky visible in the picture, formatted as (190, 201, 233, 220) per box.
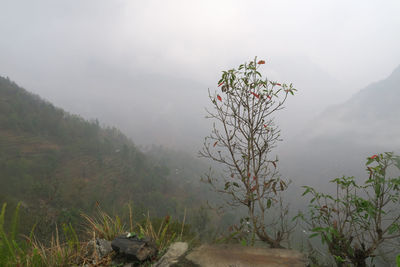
(1, 0, 400, 149)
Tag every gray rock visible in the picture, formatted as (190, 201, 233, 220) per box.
(111, 234, 157, 262)
(154, 242, 189, 267)
(85, 238, 112, 259)
(96, 238, 113, 257)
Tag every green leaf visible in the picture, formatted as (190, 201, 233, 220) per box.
(388, 223, 399, 234)
(311, 227, 325, 232)
(302, 186, 312, 196)
(0, 203, 17, 261)
(267, 199, 272, 208)
(0, 203, 6, 231)
(309, 233, 319, 238)
(10, 202, 21, 241)
(334, 255, 346, 264)
(292, 213, 303, 222)
(326, 232, 333, 243)
(224, 182, 230, 190)
(396, 254, 400, 267)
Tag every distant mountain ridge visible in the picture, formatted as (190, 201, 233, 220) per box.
(278, 64, 400, 190)
(304, 64, 400, 148)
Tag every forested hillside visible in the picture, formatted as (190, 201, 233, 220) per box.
(0, 76, 211, 239)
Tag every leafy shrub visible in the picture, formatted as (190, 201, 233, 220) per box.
(298, 152, 400, 266)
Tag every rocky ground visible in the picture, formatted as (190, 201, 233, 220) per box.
(87, 236, 307, 267)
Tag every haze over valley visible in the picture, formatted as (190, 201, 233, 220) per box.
(1, 1, 400, 266)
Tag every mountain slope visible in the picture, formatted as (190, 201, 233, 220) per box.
(277, 65, 400, 195)
(0, 76, 209, 238)
(304, 65, 400, 147)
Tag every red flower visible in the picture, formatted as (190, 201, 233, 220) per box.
(263, 124, 268, 128)
(370, 154, 378, 159)
(218, 82, 224, 87)
(257, 60, 265, 65)
(251, 92, 260, 98)
(217, 95, 222, 101)
(267, 95, 272, 100)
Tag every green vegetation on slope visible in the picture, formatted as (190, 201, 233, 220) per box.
(0, 76, 210, 240)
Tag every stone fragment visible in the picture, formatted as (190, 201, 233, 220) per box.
(154, 242, 189, 267)
(96, 238, 113, 258)
(85, 238, 112, 259)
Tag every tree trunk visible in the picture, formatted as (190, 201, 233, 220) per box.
(255, 231, 284, 248)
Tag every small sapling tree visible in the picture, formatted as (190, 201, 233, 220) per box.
(299, 152, 400, 266)
(200, 57, 296, 248)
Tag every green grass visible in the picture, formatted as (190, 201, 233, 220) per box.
(1, 202, 193, 266)
(81, 206, 125, 241)
(82, 205, 193, 257)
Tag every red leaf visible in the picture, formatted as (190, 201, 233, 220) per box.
(251, 185, 257, 192)
(164, 215, 170, 224)
(263, 124, 268, 128)
(276, 83, 282, 86)
(251, 92, 260, 99)
(272, 161, 276, 168)
(257, 60, 265, 65)
(213, 141, 218, 147)
(267, 95, 271, 100)
(218, 82, 224, 87)
(217, 95, 222, 101)
(370, 154, 378, 159)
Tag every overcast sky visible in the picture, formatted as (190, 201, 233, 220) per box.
(1, 0, 400, 148)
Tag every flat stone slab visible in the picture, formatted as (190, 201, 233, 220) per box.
(185, 244, 307, 267)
